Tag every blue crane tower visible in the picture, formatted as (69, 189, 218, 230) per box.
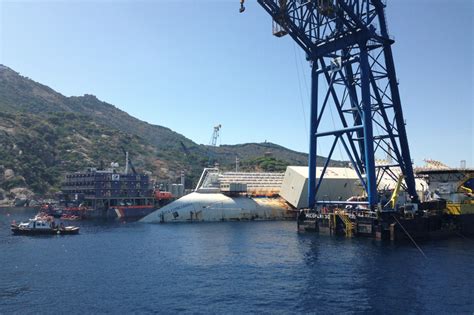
(241, 0, 419, 209)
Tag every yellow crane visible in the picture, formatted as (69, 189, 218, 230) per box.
(389, 175, 405, 209)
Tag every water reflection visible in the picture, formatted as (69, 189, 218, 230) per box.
(154, 221, 305, 267)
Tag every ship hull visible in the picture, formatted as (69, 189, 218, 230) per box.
(458, 213, 474, 236)
(62, 206, 157, 220)
(141, 192, 295, 223)
(11, 226, 80, 235)
(111, 206, 158, 219)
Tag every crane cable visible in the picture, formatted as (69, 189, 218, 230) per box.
(292, 43, 309, 143)
(294, 42, 353, 198)
(293, 43, 327, 201)
(392, 214, 427, 259)
(292, 43, 323, 161)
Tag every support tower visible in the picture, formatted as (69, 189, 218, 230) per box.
(254, 0, 418, 209)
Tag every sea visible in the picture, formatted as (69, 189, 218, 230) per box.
(1, 207, 473, 314)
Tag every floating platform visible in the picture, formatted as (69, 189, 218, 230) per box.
(297, 207, 474, 241)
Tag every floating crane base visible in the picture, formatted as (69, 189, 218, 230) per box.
(297, 208, 474, 241)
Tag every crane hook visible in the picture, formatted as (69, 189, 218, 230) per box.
(239, 0, 245, 13)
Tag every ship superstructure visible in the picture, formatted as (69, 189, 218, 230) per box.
(60, 168, 158, 219)
(195, 168, 284, 196)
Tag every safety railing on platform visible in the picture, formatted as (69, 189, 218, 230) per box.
(335, 210, 354, 237)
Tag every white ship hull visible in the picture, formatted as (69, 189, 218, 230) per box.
(140, 192, 294, 223)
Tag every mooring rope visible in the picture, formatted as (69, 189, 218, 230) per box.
(455, 231, 471, 240)
(392, 215, 427, 259)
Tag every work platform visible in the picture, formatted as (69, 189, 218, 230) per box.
(297, 204, 473, 241)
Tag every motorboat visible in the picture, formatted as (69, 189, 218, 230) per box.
(11, 217, 79, 235)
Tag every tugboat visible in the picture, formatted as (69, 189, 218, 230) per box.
(11, 217, 80, 235)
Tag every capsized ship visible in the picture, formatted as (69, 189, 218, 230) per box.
(140, 168, 295, 223)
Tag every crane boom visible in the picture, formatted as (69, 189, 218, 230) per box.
(121, 147, 137, 175)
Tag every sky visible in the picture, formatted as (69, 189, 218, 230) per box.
(0, 0, 472, 168)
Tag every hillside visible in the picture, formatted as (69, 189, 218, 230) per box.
(0, 65, 336, 197)
(0, 111, 155, 194)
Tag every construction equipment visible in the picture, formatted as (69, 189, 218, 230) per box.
(207, 124, 222, 167)
(120, 147, 137, 175)
(241, 0, 419, 210)
(458, 175, 474, 195)
(388, 174, 405, 209)
(239, 0, 245, 13)
(210, 124, 221, 147)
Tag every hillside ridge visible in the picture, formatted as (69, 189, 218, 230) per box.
(0, 64, 336, 201)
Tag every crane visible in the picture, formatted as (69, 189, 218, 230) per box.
(120, 147, 137, 175)
(207, 124, 222, 167)
(240, 0, 419, 210)
(210, 124, 221, 147)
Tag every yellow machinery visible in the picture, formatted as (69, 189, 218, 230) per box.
(446, 175, 474, 215)
(389, 175, 405, 209)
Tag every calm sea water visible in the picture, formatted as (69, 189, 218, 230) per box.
(1, 208, 473, 314)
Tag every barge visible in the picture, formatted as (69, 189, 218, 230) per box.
(297, 162, 474, 240)
(58, 167, 174, 220)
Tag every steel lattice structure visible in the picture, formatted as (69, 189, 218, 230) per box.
(256, 0, 418, 208)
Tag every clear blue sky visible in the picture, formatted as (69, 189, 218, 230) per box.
(1, 0, 472, 167)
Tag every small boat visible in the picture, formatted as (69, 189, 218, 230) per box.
(11, 218, 80, 235)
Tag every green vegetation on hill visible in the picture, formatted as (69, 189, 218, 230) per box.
(0, 111, 153, 193)
(240, 156, 289, 172)
(0, 64, 338, 195)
